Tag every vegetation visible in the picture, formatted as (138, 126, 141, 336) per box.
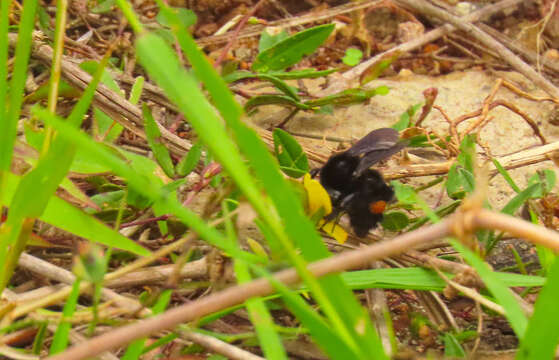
(1, 1, 558, 359)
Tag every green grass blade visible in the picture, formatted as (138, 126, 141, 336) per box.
(142, 103, 175, 178)
(501, 184, 539, 215)
(0, 51, 110, 292)
(43, 0, 68, 152)
(235, 262, 288, 360)
(342, 267, 545, 291)
(517, 257, 559, 359)
(492, 158, 521, 193)
(0, 0, 38, 195)
(1, 172, 149, 256)
(197, 268, 546, 327)
(122, 290, 172, 360)
(226, 202, 287, 360)
(255, 267, 362, 359)
(0, 0, 10, 128)
(128, 76, 144, 105)
(49, 278, 81, 354)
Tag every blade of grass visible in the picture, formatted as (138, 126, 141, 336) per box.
(492, 158, 520, 193)
(142, 104, 175, 178)
(42, 0, 68, 152)
(517, 256, 559, 359)
(49, 278, 81, 354)
(500, 183, 539, 215)
(0, 50, 110, 293)
(0, 0, 38, 203)
(253, 266, 361, 359)
(223, 201, 287, 360)
(128, 76, 144, 105)
(122, 290, 172, 360)
(1, 171, 149, 256)
(0, 0, 10, 140)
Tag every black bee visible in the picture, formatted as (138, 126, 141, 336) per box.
(318, 128, 406, 237)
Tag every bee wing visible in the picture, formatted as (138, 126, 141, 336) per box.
(353, 141, 407, 176)
(346, 128, 406, 176)
(346, 128, 400, 157)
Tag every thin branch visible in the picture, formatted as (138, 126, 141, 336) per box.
(474, 209, 559, 251)
(8, 33, 192, 157)
(181, 331, 265, 360)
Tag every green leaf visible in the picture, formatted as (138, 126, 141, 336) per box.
(37, 5, 53, 37)
(234, 261, 287, 360)
(381, 211, 409, 231)
(142, 103, 175, 178)
(392, 103, 422, 131)
(245, 94, 311, 113)
(305, 86, 389, 107)
(392, 181, 439, 224)
(224, 73, 300, 100)
(129, 76, 144, 105)
(252, 24, 335, 72)
(91, 0, 116, 13)
(49, 279, 81, 354)
(0, 0, 37, 176)
(156, 7, 197, 28)
(24, 79, 80, 103)
(80, 61, 124, 142)
(446, 164, 475, 200)
(268, 68, 338, 80)
(359, 51, 400, 85)
(177, 142, 202, 177)
(445, 135, 477, 199)
(443, 333, 466, 358)
(457, 134, 476, 172)
(501, 183, 540, 215)
(341, 267, 545, 291)
(254, 268, 363, 359)
(492, 158, 520, 193)
(258, 29, 289, 53)
(527, 169, 557, 198)
(225, 69, 339, 83)
(342, 48, 363, 66)
(273, 128, 309, 178)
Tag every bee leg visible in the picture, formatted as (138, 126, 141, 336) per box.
(321, 193, 354, 231)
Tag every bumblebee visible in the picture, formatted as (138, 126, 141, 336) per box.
(319, 128, 406, 237)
